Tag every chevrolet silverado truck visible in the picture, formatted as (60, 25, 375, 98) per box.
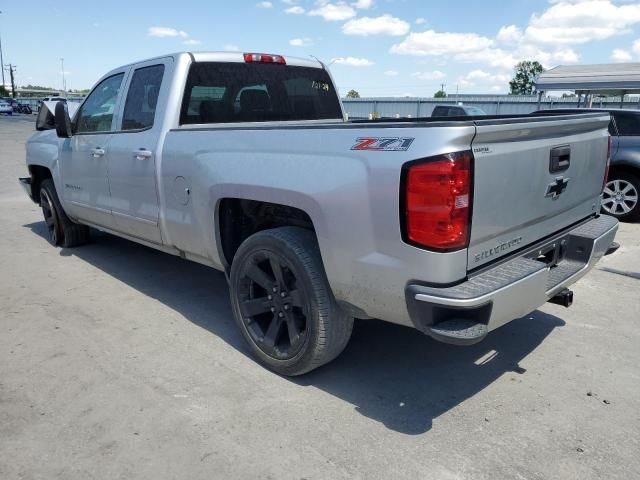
(19, 52, 618, 375)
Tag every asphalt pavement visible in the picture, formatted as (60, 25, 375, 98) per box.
(1, 114, 639, 480)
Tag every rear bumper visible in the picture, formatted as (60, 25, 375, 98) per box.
(19, 177, 36, 203)
(406, 214, 618, 345)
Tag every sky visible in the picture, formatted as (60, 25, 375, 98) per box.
(1, 0, 640, 97)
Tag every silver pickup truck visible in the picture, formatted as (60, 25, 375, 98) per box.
(20, 51, 618, 375)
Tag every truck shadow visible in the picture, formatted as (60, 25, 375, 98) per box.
(26, 222, 566, 435)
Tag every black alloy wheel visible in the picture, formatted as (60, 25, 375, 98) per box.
(40, 186, 62, 245)
(229, 227, 354, 376)
(237, 250, 308, 360)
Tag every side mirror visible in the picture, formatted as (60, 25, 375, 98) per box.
(54, 101, 72, 138)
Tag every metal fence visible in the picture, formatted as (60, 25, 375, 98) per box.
(342, 95, 640, 119)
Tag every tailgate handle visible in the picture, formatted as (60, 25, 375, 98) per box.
(550, 146, 571, 173)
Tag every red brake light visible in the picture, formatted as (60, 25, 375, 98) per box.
(243, 53, 286, 64)
(404, 151, 473, 250)
(603, 135, 612, 192)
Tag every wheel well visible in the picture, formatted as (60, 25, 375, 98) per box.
(218, 198, 315, 268)
(28, 165, 52, 204)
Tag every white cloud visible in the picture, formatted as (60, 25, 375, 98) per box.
(256, 1, 273, 8)
(457, 70, 511, 88)
(183, 39, 201, 45)
(611, 48, 632, 62)
(309, 2, 356, 21)
(553, 48, 579, 63)
(285, 6, 305, 14)
(412, 70, 446, 80)
(633, 39, 640, 56)
(415, 17, 425, 25)
(289, 37, 313, 46)
(331, 56, 374, 66)
(223, 44, 240, 51)
(352, 0, 373, 8)
(384, 70, 399, 76)
(525, 0, 640, 45)
(342, 15, 410, 36)
(148, 26, 188, 38)
(391, 30, 494, 56)
(496, 25, 523, 44)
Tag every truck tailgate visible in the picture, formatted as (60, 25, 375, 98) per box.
(468, 114, 610, 270)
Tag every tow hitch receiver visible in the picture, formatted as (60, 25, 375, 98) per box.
(548, 288, 574, 308)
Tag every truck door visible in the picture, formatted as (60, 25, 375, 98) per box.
(59, 71, 127, 228)
(105, 59, 170, 244)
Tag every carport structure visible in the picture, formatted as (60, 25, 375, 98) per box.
(535, 63, 640, 108)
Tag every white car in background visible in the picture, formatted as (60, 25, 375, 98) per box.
(0, 100, 13, 115)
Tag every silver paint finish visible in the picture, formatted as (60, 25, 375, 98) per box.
(469, 115, 610, 270)
(23, 52, 616, 329)
(415, 215, 619, 332)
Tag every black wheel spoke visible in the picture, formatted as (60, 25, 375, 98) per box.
(263, 314, 282, 349)
(284, 313, 300, 346)
(288, 289, 304, 308)
(246, 263, 275, 292)
(240, 297, 272, 317)
(269, 257, 286, 290)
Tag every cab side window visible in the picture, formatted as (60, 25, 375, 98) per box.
(122, 65, 165, 131)
(75, 73, 124, 134)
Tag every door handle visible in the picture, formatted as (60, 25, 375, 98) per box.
(133, 149, 153, 160)
(90, 147, 105, 158)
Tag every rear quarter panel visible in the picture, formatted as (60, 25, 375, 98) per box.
(160, 123, 475, 325)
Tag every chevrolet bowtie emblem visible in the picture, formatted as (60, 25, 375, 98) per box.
(545, 177, 570, 199)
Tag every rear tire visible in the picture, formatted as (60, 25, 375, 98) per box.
(229, 227, 353, 376)
(602, 172, 640, 222)
(39, 179, 90, 248)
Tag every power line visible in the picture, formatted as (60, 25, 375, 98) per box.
(0, 10, 5, 89)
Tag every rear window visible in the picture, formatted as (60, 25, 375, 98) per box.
(180, 62, 342, 124)
(612, 112, 640, 136)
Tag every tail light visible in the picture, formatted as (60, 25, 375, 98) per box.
(403, 151, 473, 251)
(603, 135, 612, 192)
(243, 53, 286, 64)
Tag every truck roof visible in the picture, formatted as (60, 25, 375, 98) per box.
(114, 51, 324, 71)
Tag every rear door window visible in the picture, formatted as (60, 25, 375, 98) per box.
(122, 64, 165, 131)
(180, 62, 343, 124)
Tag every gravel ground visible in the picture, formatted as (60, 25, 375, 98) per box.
(1, 115, 639, 480)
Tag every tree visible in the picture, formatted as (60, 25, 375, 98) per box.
(346, 89, 360, 98)
(0, 86, 8, 97)
(509, 61, 545, 95)
(434, 90, 447, 98)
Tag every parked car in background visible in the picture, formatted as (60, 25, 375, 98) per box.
(17, 103, 33, 114)
(41, 96, 66, 103)
(0, 100, 12, 115)
(536, 108, 640, 222)
(432, 104, 487, 117)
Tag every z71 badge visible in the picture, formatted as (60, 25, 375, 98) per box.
(351, 137, 415, 151)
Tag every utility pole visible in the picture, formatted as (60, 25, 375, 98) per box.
(60, 58, 66, 94)
(440, 83, 446, 95)
(0, 10, 5, 89)
(5, 63, 16, 97)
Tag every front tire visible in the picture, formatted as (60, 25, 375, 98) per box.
(229, 227, 353, 376)
(39, 179, 90, 247)
(602, 172, 640, 222)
